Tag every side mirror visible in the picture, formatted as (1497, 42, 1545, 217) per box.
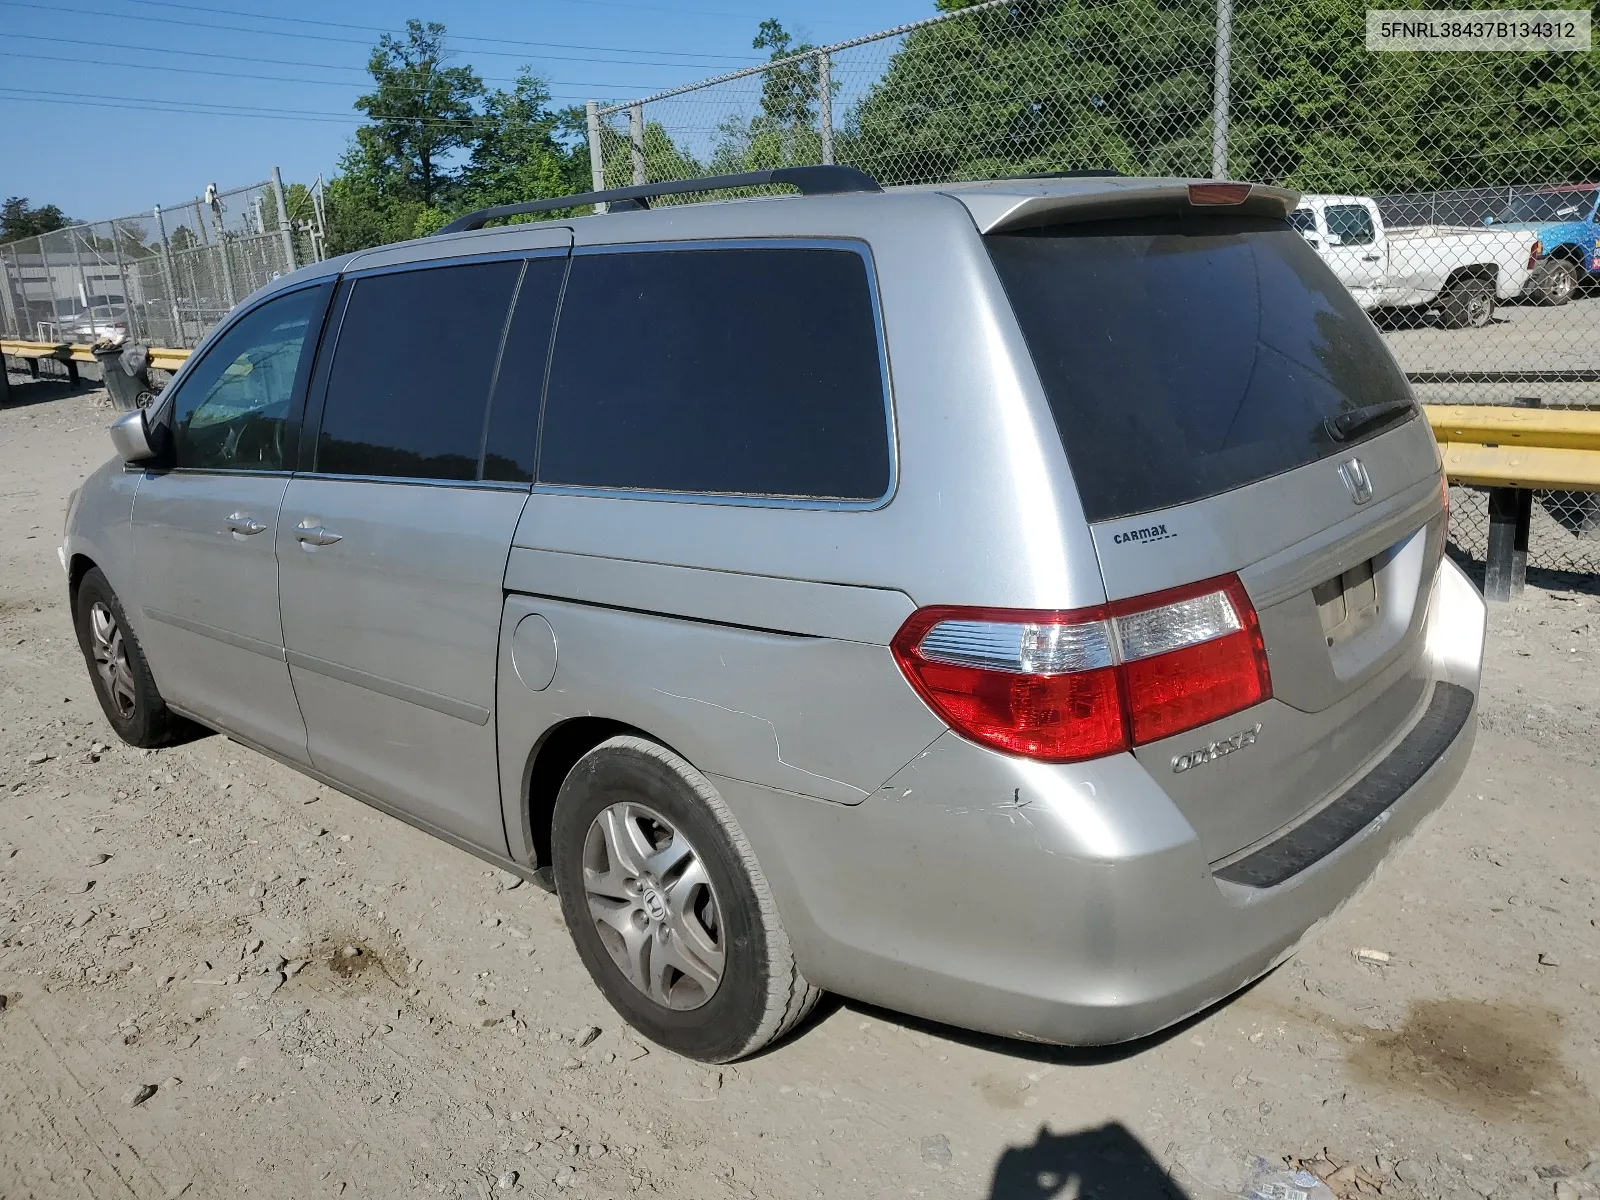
(1484, 216, 1495, 225)
(109, 409, 157, 463)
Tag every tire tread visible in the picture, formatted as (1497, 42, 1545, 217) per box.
(580, 735, 820, 1060)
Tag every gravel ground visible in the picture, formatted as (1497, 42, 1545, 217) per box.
(3, 378, 1599, 1200)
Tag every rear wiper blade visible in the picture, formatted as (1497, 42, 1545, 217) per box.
(1324, 400, 1416, 443)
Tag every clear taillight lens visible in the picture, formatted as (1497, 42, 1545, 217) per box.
(891, 575, 1271, 763)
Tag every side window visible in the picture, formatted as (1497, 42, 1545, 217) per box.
(1288, 209, 1317, 237)
(316, 260, 521, 481)
(538, 247, 891, 501)
(1324, 205, 1376, 246)
(170, 286, 324, 471)
(483, 256, 570, 483)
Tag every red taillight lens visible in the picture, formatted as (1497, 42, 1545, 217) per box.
(911, 659, 1125, 762)
(892, 606, 1125, 762)
(1529, 240, 1543, 270)
(891, 574, 1271, 764)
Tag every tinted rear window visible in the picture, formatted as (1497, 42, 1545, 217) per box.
(986, 216, 1415, 522)
(318, 261, 521, 481)
(537, 247, 891, 500)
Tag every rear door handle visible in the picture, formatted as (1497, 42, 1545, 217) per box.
(294, 520, 342, 547)
(225, 512, 267, 536)
(1361, 255, 1382, 262)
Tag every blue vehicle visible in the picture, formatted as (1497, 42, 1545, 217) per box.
(1490, 184, 1600, 305)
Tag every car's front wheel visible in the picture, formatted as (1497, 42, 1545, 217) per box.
(73, 567, 185, 748)
(551, 735, 821, 1061)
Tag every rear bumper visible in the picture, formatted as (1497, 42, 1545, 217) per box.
(716, 558, 1485, 1045)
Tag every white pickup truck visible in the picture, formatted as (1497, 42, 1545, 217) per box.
(1292, 194, 1542, 328)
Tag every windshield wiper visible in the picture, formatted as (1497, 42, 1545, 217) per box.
(1324, 399, 1416, 443)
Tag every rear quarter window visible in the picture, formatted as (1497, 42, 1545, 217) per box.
(536, 245, 892, 502)
(986, 215, 1415, 522)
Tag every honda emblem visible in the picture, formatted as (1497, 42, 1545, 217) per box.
(1338, 457, 1373, 505)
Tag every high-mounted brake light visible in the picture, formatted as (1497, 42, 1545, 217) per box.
(1188, 182, 1253, 206)
(891, 575, 1271, 764)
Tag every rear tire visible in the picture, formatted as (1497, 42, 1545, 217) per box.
(1437, 279, 1495, 329)
(551, 735, 821, 1061)
(1530, 258, 1578, 306)
(72, 567, 185, 748)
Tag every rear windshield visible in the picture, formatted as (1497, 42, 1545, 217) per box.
(986, 215, 1416, 522)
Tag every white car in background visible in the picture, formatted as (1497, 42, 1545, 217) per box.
(1293, 194, 1541, 328)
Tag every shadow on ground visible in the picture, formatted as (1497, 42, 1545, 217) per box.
(823, 968, 1278, 1069)
(1447, 543, 1600, 598)
(1, 369, 102, 409)
(988, 1123, 1191, 1199)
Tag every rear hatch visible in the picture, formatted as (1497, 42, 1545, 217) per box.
(984, 198, 1448, 864)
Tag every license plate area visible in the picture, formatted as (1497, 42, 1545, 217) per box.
(1313, 558, 1380, 648)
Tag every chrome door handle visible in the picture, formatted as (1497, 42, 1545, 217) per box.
(225, 512, 267, 536)
(294, 520, 342, 547)
(1361, 255, 1382, 262)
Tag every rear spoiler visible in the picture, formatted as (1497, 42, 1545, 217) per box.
(950, 179, 1302, 234)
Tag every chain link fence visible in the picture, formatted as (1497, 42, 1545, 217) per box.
(587, 0, 1599, 410)
(1, 174, 324, 351)
(1449, 485, 1600, 581)
(586, 0, 1600, 583)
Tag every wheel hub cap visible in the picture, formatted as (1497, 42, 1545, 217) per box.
(88, 601, 136, 719)
(581, 801, 725, 1011)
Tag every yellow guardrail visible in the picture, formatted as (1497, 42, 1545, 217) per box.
(2, 339, 192, 368)
(1, 338, 75, 361)
(1425, 404, 1600, 491)
(145, 346, 192, 371)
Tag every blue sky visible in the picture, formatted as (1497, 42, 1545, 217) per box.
(1, 0, 936, 222)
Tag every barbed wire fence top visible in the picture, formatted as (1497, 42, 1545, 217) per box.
(1, 176, 313, 350)
(587, 0, 1600, 576)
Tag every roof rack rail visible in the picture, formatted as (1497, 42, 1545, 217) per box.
(437, 165, 882, 235)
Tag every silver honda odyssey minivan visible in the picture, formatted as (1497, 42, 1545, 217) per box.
(62, 168, 1485, 1062)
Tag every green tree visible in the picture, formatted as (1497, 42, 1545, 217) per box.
(752, 19, 821, 129)
(325, 127, 436, 254)
(840, 0, 1600, 195)
(355, 19, 484, 208)
(708, 19, 828, 175)
(463, 72, 587, 215)
(842, 0, 1214, 184)
(605, 119, 705, 188)
(1, 197, 74, 243)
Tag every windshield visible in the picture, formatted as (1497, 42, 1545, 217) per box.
(986, 215, 1417, 522)
(1498, 188, 1598, 223)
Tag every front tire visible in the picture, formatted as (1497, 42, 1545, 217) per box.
(73, 567, 185, 748)
(551, 735, 821, 1061)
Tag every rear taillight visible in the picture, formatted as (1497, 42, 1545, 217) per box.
(891, 575, 1271, 764)
(1529, 239, 1543, 270)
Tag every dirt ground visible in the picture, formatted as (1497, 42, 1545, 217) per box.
(3, 377, 1599, 1200)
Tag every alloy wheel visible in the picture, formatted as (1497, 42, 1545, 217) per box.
(88, 601, 137, 719)
(581, 801, 725, 1010)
